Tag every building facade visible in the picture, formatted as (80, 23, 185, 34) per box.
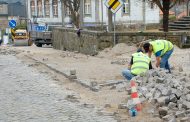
(26, 0, 159, 26)
(27, 0, 62, 25)
(0, 2, 9, 29)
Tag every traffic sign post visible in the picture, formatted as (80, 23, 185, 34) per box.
(9, 20, 17, 28)
(104, 0, 123, 46)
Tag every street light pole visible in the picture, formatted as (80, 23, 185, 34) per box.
(61, 1, 65, 27)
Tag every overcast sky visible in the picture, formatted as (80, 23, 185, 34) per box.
(0, 0, 24, 3)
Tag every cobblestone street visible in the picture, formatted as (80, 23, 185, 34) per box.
(0, 55, 116, 122)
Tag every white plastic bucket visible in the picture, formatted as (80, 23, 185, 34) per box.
(3, 35, 9, 45)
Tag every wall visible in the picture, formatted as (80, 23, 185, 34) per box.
(52, 28, 188, 55)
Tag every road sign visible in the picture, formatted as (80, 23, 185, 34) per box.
(35, 25, 46, 32)
(9, 20, 17, 28)
(104, 0, 123, 13)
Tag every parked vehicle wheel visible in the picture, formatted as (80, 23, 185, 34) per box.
(36, 43, 42, 47)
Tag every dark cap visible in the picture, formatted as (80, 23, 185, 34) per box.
(143, 43, 150, 53)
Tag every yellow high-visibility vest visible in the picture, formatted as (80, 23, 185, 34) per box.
(131, 52, 151, 75)
(150, 40, 173, 57)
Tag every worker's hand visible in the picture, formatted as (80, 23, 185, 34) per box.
(156, 62, 160, 68)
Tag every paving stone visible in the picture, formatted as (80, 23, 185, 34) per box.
(180, 117, 190, 122)
(186, 94, 190, 102)
(145, 92, 153, 99)
(186, 83, 190, 90)
(157, 96, 170, 106)
(178, 104, 186, 111)
(168, 117, 177, 122)
(162, 114, 175, 121)
(159, 107, 168, 117)
(182, 101, 190, 109)
(153, 113, 160, 118)
(186, 109, 190, 114)
(156, 78, 165, 83)
(179, 77, 187, 82)
(151, 70, 159, 77)
(161, 88, 172, 96)
(118, 104, 128, 109)
(139, 87, 148, 96)
(170, 94, 178, 103)
(168, 102, 177, 109)
(154, 90, 162, 99)
(175, 111, 186, 118)
(183, 88, 190, 95)
(69, 75, 77, 79)
(70, 69, 76, 75)
(172, 89, 183, 99)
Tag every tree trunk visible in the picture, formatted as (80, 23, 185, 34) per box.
(72, 13, 80, 28)
(162, 0, 170, 32)
(108, 9, 113, 32)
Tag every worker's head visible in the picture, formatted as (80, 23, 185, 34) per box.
(143, 42, 151, 53)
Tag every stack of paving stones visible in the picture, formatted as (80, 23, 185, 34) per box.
(133, 68, 190, 122)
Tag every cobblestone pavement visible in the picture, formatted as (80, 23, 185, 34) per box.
(0, 55, 116, 122)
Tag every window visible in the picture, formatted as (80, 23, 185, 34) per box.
(0, 5, 3, 12)
(53, 0, 58, 17)
(122, 0, 130, 15)
(66, 7, 71, 16)
(37, 0, 42, 17)
(150, 2, 154, 9)
(84, 0, 91, 15)
(45, 0, 50, 17)
(30, 0, 35, 16)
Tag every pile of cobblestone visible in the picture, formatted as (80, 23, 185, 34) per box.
(133, 69, 190, 121)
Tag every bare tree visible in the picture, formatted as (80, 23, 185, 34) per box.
(61, 0, 80, 28)
(145, 0, 186, 32)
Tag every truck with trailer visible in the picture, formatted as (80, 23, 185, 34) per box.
(29, 30, 52, 47)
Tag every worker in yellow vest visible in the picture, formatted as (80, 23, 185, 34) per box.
(122, 49, 152, 80)
(143, 39, 174, 73)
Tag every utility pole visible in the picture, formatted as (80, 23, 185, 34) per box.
(142, 0, 146, 31)
(101, 0, 104, 30)
(61, 1, 65, 27)
(108, 9, 113, 32)
(79, 0, 84, 29)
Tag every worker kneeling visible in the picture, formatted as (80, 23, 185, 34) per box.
(122, 49, 152, 80)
